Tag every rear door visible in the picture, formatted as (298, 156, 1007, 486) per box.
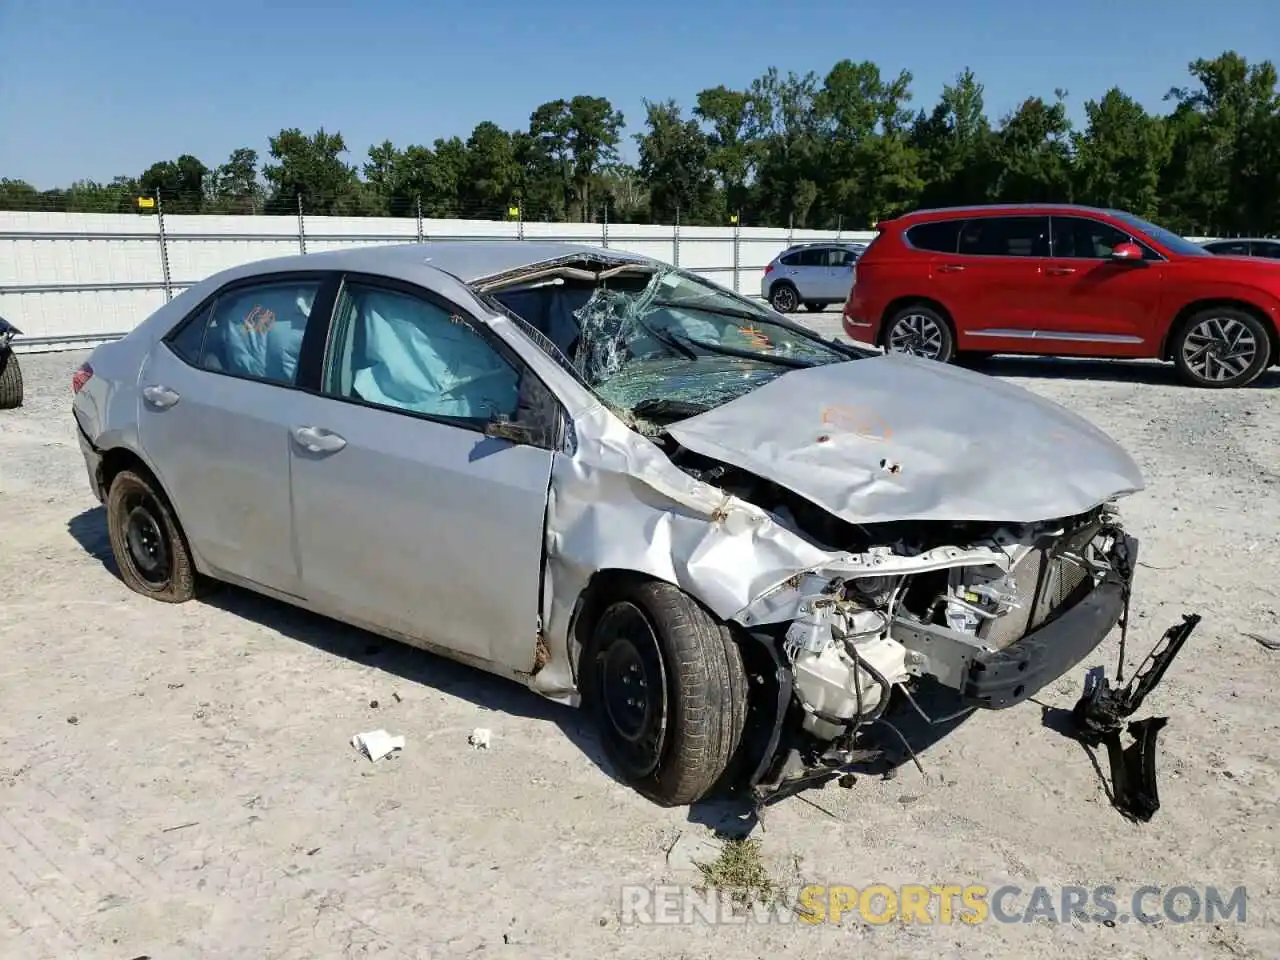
(285, 274, 558, 673)
(823, 247, 858, 302)
(931, 215, 1050, 346)
(1040, 215, 1165, 354)
(137, 272, 336, 595)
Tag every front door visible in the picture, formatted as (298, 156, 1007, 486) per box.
(288, 276, 557, 672)
(136, 274, 333, 594)
(1040, 215, 1166, 355)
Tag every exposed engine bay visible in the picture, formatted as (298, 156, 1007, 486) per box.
(656, 438, 1143, 793)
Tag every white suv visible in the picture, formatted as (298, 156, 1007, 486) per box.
(761, 242, 865, 313)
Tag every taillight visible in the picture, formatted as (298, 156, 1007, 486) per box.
(764, 263, 774, 274)
(71, 363, 93, 394)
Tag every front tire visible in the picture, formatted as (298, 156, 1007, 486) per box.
(769, 283, 799, 314)
(0, 352, 22, 409)
(882, 305, 955, 363)
(581, 580, 748, 806)
(1171, 308, 1272, 388)
(106, 469, 199, 603)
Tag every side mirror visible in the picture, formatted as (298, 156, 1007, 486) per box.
(1110, 242, 1143, 261)
(484, 416, 538, 446)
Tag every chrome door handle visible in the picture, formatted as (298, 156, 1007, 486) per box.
(142, 384, 180, 409)
(936, 264, 966, 273)
(292, 425, 347, 454)
(1047, 267, 1077, 276)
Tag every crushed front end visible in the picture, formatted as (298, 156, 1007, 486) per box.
(728, 503, 1192, 811)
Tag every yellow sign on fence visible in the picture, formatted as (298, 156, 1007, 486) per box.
(136, 197, 155, 209)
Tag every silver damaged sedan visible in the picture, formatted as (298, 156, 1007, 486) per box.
(72, 241, 1193, 809)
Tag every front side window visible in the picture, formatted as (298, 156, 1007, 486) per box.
(322, 281, 521, 424)
(1050, 216, 1149, 259)
(826, 248, 858, 267)
(169, 278, 325, 386)
(1255, 241, 1280, 260)
(957, 217, 1050, 257)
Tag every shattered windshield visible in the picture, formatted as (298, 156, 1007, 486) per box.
(570, 267, 859, 420)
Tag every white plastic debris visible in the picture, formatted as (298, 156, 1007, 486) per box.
(350, 729, 405, 762)
(468, 728, 491, 750)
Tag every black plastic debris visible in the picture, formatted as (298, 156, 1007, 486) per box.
(1071, 613, 1201, 822)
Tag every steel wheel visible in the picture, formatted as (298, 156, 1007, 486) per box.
(1180, 316, 1260, 383)
(105, 468, 201, 602)
(887, 311, 949, 360)
(123, 494, 171, 586)
(591, 601, 669, 780)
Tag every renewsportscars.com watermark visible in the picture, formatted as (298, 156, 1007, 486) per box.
(620, 883, 1248, 926)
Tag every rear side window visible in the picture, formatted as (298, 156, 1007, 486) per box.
(905, 221, 962, 253)
(784, 248, 826, 267)
(166, 278, 326, 386)
(958, 216, 1050, 257)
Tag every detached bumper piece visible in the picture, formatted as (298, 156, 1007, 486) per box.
(1071, 613, 1202, 822)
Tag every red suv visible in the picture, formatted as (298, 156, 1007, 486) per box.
(843, 204, 1280, 388)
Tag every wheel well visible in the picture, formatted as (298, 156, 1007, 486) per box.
(878, 296, 956, 347)
(1162, 299, 1279, 362)
(768, 278, 797, 297)
(99, 446, 159, 496)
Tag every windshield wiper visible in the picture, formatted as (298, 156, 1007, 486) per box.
(632, 398, 710, 421)
(666, 331, 818, 369)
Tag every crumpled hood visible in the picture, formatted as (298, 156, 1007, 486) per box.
(665, 353, 1145, 524)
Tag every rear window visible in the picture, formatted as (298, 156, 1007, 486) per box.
(905, 221, 962, 253)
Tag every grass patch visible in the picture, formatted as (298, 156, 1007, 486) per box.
(695, 837, 778, 906)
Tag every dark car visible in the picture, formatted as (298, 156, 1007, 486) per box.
(0, 317, 22, 409)
(843, 204, 1280, 388)
(1201, 238, 1280, 260)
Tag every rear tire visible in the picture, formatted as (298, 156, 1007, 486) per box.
(581, 580, 748, 807)
(0, 352, 22, 409)
(1171, 307, 1272, 388)
(106, 469, 199, 603)
(882, 305, 956, 363)
(769, 283, 799, 314)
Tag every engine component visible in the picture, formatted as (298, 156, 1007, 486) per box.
(787, 605, 906, 739)
(942, 565, 1021, 634)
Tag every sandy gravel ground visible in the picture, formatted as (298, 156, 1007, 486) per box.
(1, 328, 1278, 960)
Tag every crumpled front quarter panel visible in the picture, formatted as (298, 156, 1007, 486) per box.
(532, 401, 836, 704)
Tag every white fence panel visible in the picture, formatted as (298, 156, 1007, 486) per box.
(0, 211, 866, 348)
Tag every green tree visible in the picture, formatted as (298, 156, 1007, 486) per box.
(911, 68, 997, 207)
(991, 92, 1074, 203)
(209, 148, 263, 214)
(263, 127, 360, 215)
(1072, 89, 1169, 218)
(635, 99, 716, 223)
(463, 122, 521, 219)
(139, 154, 209, 213)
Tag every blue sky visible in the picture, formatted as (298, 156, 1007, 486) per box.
(2, 0, 1277, 189)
